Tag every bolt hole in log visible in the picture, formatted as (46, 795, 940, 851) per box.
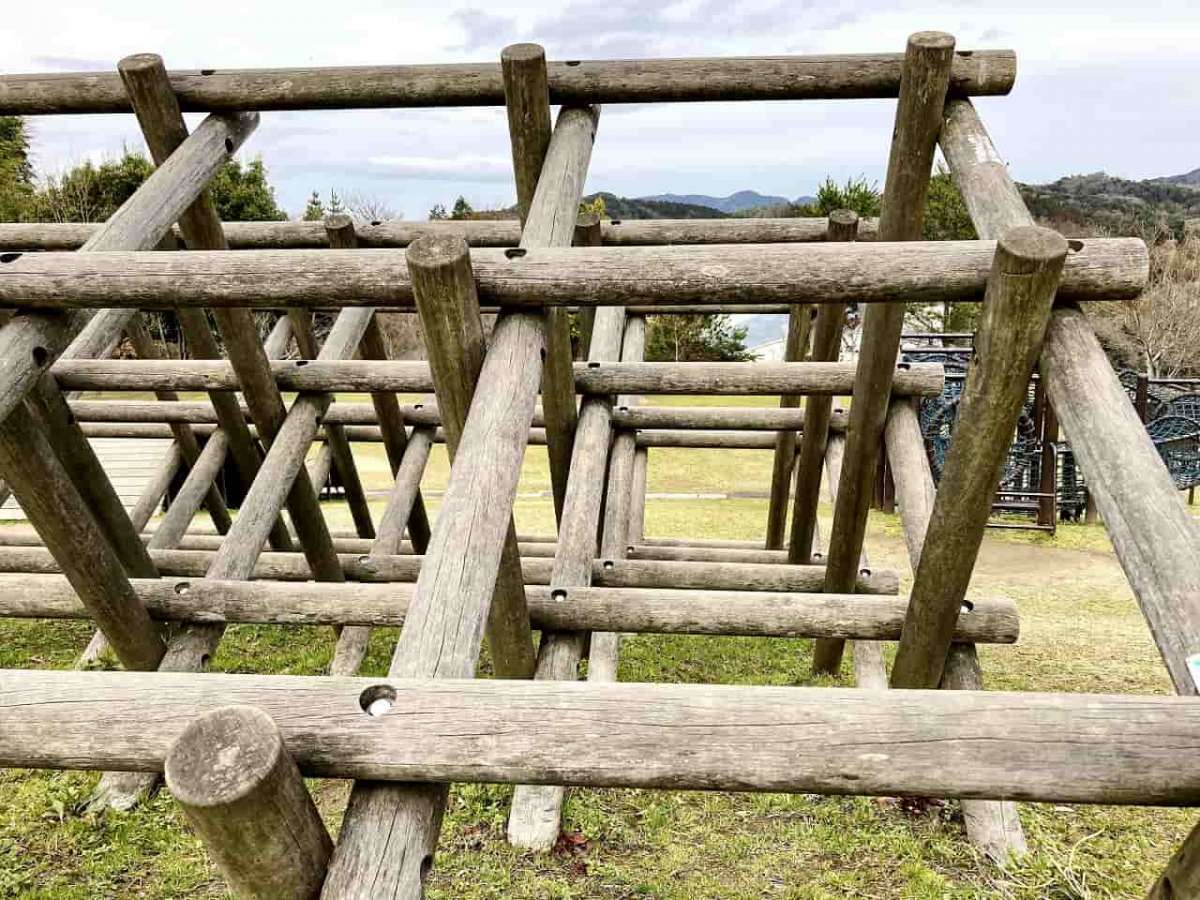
(611, 219, 622, 225)
(200, 68, 216, 75)
(370, 220, 381, 226)
(31, 346, 48, 367)
(1068, 240, 1084, 252)
(359, 684, 396, 717)
(0, 252, 21, 263)
(504, 248, 527, 260)
(357, 555, 370, 564)
(413, 403, 423, 410)
(957, 50, 974, 57)
(175, 581, 190, 595)
(897, 362, 911, 370)
(295, 359, 309, 367)
(199, 654, 211, 668)
(603, 560, 615, 571)
(619, 405, 629, 412)
(551, 588, 568, 603)
(961, 599, 975, 613)
(813, 552, 825, 560)
(223, 138, 234, 154)
(587, 361, 601, 369)
(859, 567, 872, 577)
(564, 60, 581, 66)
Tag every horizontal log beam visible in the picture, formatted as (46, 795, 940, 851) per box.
(0, 240, 1147, 309)
(48, 359, 944, 396)
(0, 546, 900, 594)
(0, 575, 1018, 643)
(65, 399, 849, 433)
(0, 217, 879, 250)
(3, 670, 1198, 807)
(0, 51, 1016, 115)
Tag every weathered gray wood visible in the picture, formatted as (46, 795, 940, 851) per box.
(1151, 820, 1200, 899)
(501, 44, 552, 226)
(939, 94, 1200, 700)
(330, 426, 435, 677)
(6, 671, 1200, 808)
(514, 98, 601, 524)
(891, 228, 1066, 689)
(0, 403, 164, 670)
(151, 432, 230, 551)
(789, 210, 859, 563)
(129, 443, 183, 532)
(0, 216, 883, 251)
(50, 358, 945, 397)
(884, 395, 1028, 862)
(338, 222, 432, 554)
(816, 32, 957, 676)
(323, 311, 544, 897)
(765, 301, 814, 548)
(406, 234, 535, 679)
(1042, 308, 1200, 695)
(572, 212, 604, 356)
(0, 51, 1016, 115)
(164, 705, 331, 898)
(66, 399, 844, 433)
(0, 575, 1019, 643)
(0, 545, 900, 593)
(0, 239, 1147, 310)
(507, 297, 626, 851)
(629, 447, 648, 546)
(941, 644, 1029, 862)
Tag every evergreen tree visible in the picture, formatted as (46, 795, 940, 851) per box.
(0, 116, 33, 221)
(302, 190, 325, 221)
(450, 196, 474, 219)
(428, 202, 447, 220)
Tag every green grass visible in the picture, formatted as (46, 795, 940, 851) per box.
(1, 398, 1196, 897)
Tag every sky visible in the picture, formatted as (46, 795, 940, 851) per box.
(2, 1, 1199, 221)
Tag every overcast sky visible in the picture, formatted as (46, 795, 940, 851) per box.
(3, 1, 1198, 220)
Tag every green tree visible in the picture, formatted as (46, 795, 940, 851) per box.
(923, 167, 976, 241)
(803, 175, 882, 218)
(0, 116, 33, 221)
(450, 196, 474, 220)
(31, 151, 286, 223)
(645, 315, 753, 362)
(428, 202, 447, 220)
(302, 190, 325, 221)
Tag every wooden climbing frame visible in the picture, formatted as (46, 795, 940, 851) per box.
(0, 31, 1195, 899)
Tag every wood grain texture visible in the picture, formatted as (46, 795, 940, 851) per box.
(164, 705, 332, 898)
(0, 51, 1016, 115)
(0, 239, 1147, 309)
(50, 358, 944, 397)
(765, 300, 814, 548)
(0, 216, 881, 251)
(891, 227, 1066, 690)
(5, 670, 1200, 807)
(816, 32, 956, 676)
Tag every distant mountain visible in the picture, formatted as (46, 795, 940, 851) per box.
(585, 192, 727, 220)
(1155, 167, 1200, 188)
(1018, 171, 1200, 236)
(638, 190, 791, 214)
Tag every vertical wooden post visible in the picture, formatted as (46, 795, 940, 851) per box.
(165, 706, 331, 899)
(629, 447, 649, 547)
(1135, 373, 1149, 422)
(506, 303, 628, 851)
(573, 212, 603, 359)
(502, 43, 599, 526)
(814, 32, 955, 676)
(765, 303, 814, 548)
(404, 233, 536, 679)
(891, 227, 1066, 690)
(1038, 389, 1059, 529)
(789, 210, 859, 563)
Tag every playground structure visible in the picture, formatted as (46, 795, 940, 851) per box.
(0, 34, 1196, 899)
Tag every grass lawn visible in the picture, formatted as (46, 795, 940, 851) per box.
(1, 396, 1196, 897)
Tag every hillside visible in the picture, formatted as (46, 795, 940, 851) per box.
(1019, 170, 1200, 236)
(583, 191, 726, 219)
(638, 190, 789, 213)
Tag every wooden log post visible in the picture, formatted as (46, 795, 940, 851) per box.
(765, 302, 814, 548)
(0, 50, 1017, 115)
(572, 212, 603, 357)
(503, 44, 599, 526)
(404, 234, 536, 678)
(0, 239, 1146, 311)
(939, 98, 1196, 695)
(165, 706, 332, 898)
(506, 302, 628, 852)
(321, 252, 544, 897)
(629, 446, 649, 546)
(789, 210, 859, 563)
(330, 214, 432, 553)
(129, 443, 183, 532)
(890, 227, 1067, 689)
(117, 52, 339, 578)
(814, 31, 956, 676)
